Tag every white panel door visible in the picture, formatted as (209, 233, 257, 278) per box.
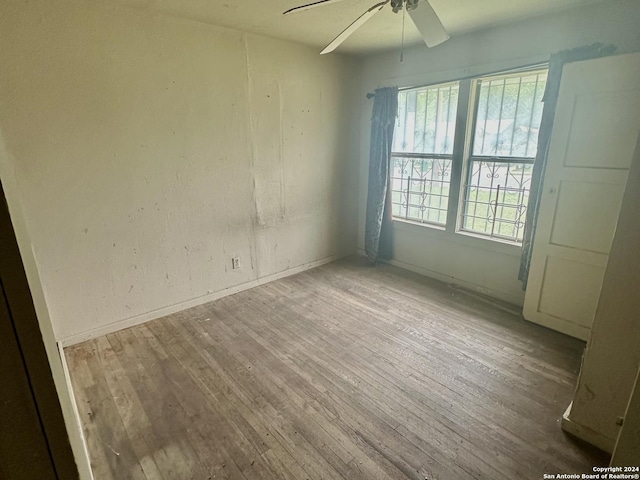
(523, 53, 640, 341)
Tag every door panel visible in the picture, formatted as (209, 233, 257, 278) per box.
(537, 257, 604, 327)
(565, 91, 640, 169)
(550, 181, 625, 253)
(524, 53, 640, 340)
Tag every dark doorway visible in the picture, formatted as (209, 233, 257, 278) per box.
(0, 181, 78, 479)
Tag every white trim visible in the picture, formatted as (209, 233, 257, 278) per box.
(60, 254, 345, 346)
(387, 258, 524, 307)
(57, 342, 94, 480)
(356, 249, 524, 307)
(562, 402, 616, 453)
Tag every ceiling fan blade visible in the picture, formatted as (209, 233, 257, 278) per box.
(321, 1, 388, 54)
(284, 0, 349, 16)
(408, 0, 449, 48)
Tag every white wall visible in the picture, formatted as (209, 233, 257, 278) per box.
(0, 0, 361, 343)
(358, 0, 640, 306)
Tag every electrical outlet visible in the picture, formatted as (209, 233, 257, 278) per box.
(232, 256, 240, 270)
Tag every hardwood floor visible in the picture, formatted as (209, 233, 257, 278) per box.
(66, 256, 607, 480)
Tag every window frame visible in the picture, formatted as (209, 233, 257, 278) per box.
(389, 65, 548, 247)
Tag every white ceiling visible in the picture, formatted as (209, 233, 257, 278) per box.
(108, 0, 605, 55)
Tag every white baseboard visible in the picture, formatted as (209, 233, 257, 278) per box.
(356, 249, 523, 308)
(561, 402, 615, 453)
(57, 342, 95, 480)
(388, 258, 523, 308)
(60, 253, 345, 347)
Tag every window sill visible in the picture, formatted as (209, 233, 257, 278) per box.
(456, 229, 523, 248)
(392, 218, 523, 258)
(392, 218, 446, 232)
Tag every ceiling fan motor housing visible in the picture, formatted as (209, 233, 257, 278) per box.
(391, 0, 420, 14)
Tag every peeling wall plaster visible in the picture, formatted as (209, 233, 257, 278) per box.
(0, 0, 361, 342)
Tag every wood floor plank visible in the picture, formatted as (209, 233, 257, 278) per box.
(153, 320, 306, 480)
(93, 336, 165, 480)
(207, 315, 399, 480)
(152, 312, 313, 479)
(226, 288, 511, 480)
(141, 321, 286, 480)
(78, 342, 147, 480)
(159, 315, 348, 480)
(265, 273, 576, 441)
(109, 329, 213, 479)
(225, 304, 474, 480)
(66, 344, 117, 480)
(65, 256, 608, 479)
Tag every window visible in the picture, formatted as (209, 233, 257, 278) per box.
(462, 70, 547, 242)
(391, 82, 459, 226)
(390, 68, 548, 244)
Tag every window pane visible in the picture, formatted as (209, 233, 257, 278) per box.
(394, 83, 459, 155)
(461, 160, 532, 242)
(390, 155, 452, 226)
(472, 71, 547, 158)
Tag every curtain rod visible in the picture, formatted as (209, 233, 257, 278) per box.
(398, 61, 549, 91)
(366, 60, 549, 99)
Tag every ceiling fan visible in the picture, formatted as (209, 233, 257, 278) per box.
(283, 0, 450, 55)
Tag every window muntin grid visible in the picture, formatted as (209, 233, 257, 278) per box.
(392, 82, 459, 226)
(391, 155, 452, 226)
(472, 71, 547, 158)
(461, 69, 547, 243)
(461, 160, 532, 242)
(394, 82, 459, 155)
